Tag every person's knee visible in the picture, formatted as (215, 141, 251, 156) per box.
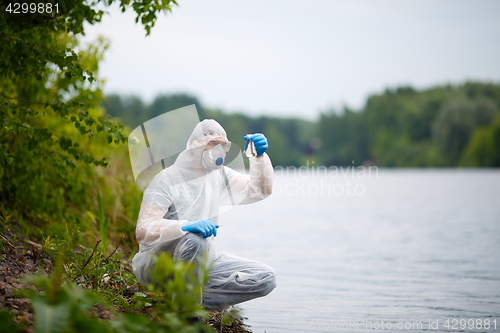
(174, 233, 210, 262)
(259, 266, 277, 297)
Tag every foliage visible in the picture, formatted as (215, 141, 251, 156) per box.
(317, 107, 368, 166)
(431, 96, 499, 162)
(0, 309, 22, 333)
(0, 0, 178, 242)
(101, 93, 318, 167)
(102, 82, 500, 168)
(101, 93, 206, 130)
(25, 274, 111, 333)
(11, 252, 212, 333)
(460, 115, 500, 167)
(110, 252, 211, 333)
(318, 82, 500, 167)
(97, 191, 110, 251)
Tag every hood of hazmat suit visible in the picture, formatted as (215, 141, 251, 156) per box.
(132, 119, 274, 278)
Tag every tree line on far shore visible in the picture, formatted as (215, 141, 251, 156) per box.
(101, 81, 500, 167)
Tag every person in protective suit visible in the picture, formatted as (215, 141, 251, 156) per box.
(132, 119, 276, 310)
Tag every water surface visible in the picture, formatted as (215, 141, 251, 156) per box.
(215, 169, 500, 332)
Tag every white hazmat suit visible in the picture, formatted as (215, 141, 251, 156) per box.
(132, 119, 276, 309)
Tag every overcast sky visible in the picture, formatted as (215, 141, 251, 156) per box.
(82, 0, 500, 120)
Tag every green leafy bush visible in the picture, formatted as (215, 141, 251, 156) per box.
(460, 115, 500, 167)
(13, 252, 212, 333)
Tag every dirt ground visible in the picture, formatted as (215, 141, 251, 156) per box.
(0, 232, 51, 330)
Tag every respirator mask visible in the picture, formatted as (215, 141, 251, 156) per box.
(201, 142, 229, 171)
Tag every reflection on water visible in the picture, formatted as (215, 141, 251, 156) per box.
(214, 169, 500, 332)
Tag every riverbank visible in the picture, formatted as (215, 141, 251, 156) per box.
(0, 229, 251, 333)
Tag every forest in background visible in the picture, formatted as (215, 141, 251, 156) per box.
(102, 81, 500, 168)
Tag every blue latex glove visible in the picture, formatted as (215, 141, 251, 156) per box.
(181, 219, 219, 238)
(244, 133, 268, 157)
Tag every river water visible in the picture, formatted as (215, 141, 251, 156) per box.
(214, 169, 500, 333)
